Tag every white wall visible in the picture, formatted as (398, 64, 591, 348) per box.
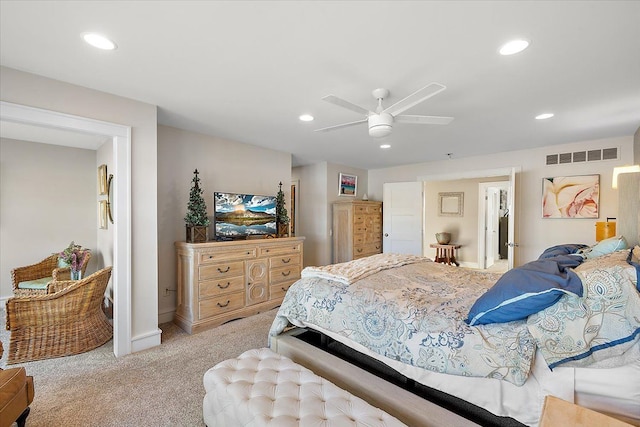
(157, 125, 292, 323)
(0, 138, 97, 296)
(369, 136, 634, 265)
(1, 66, 159, 343)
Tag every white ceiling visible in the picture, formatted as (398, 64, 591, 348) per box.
(1, 1, 639, 169)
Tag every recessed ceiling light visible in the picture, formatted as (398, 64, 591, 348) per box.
(299, 114, 314, 122)
(380, 144, 391, 149)
(82, 33, 117, 50)
(499, 39, 530, 55)
(535, 113, 554, 120)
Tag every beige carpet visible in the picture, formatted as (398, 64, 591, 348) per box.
(0, 308, 278, 427)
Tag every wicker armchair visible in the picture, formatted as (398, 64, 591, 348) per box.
(5, 266, 113, 364)
(11, 252, 92, 296)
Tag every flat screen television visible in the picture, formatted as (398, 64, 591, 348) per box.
(214, 192, 277, 239)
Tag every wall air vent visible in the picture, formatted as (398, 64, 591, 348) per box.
(572, 151, 586, 162)
(559, 153, 572, 164)
(545, 147, 618, 166)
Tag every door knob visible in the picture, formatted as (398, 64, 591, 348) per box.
(384, 233, 389, 237)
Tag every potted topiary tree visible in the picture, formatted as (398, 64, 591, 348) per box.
(184, 169, 210, 243)
(275, 181, 289, 238)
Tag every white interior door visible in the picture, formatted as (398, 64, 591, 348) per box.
(485, 187, 499, 268)
(383, 182, 423, 255)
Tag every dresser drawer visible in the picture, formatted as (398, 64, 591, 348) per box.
(199, 292, 245, 319)
(269, 254, 301, 269)
(199, 261, 244, 281)
(199, 276, 245, 299)
(198, 247, 256, 264)
(353, 245, 367, 258)
(354, 214, 365, 224)
(270, 265, 301, 285)
(270, 280, 296, 300)
(258, 243, 302, 257)
(363, 242, 382, 254)
(354, 234, 365, 245)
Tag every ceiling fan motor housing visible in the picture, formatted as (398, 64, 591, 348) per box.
(368, 113, 393, 138)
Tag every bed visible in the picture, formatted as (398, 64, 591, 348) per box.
(268, 172, 640, 427)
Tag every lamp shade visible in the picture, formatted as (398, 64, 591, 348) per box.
(595, 221, 616, 242)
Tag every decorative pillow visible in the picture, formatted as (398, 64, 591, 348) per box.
(583, 235, 628, 259)
(466, 255, 584, 326)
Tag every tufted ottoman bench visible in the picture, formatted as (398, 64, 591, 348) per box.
(203, 347, 407, 426)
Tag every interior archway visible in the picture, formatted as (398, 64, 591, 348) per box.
(1, 101, 132, 357)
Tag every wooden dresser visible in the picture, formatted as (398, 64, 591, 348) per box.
(175, 237, 304, 333)
(332, 201, 382, 263)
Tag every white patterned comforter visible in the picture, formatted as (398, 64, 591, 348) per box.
(270, 258, 536, 386)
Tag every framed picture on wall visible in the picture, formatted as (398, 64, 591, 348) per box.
(98, 164, 108, 195)
(99, 200, 108, 229)
(542, 174, 599, 218)
(438, 192, 464, 217)
(338, 173, 357, 197)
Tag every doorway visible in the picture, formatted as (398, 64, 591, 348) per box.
(478, 181, 510, 272)
(1, 101, 133, 357)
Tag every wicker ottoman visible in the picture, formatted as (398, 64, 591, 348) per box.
(203, 348, 407, 426)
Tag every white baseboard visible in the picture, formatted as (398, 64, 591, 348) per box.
(131, 328, 162, 353)
(459, 261, 479, 269)
(158, 308, 175, 325)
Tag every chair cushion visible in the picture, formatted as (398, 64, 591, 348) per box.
(0, 367, 33, 426)
(18, 276, 52, 290)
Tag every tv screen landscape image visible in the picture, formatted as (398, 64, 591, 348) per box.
(214, 192, 277, 238)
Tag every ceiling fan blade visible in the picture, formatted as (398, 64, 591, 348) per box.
(395, 115, 454, 125)
(314, 118, 368, 133)
(322, 95, 373, 116)
(382, 83, 447, 117)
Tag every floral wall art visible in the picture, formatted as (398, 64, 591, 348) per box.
(542, 174, 599, 218)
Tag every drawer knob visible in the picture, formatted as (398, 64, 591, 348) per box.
(208, 255, 213, 259)
(357, 248, 362, 253)
(281, 286, 289, 292)
(217, 300, 230, 308)
(265, 249, 269, 253)
(282, 258, 291, 263)
(246, 251, 251, 255)
(217, 282, 231, 289)
(281, 270, 291, 277)
(217, 266, 231, 273)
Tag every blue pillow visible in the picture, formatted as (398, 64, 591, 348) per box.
(584, 236, 627, 259)
(466, 256, 584, 326)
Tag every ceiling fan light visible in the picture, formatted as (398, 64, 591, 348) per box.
(369, 124, 392, 138)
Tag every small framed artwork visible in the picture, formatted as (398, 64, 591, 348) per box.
(542, 174, 599, 218)
(338, 173, 357, 197)
(98, 164, 108, 195)
(438, 192, 464, 217)
(99, 200, 108, 229)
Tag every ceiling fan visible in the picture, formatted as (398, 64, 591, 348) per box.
(315, 82, 454, 138)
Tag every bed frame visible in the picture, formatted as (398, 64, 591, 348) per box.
(270, 328, 524, 427)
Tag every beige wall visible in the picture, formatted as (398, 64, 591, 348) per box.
(424, 177, 508, 265)
(292, 162, 368, 267)
(157, 125, 292, 322)
(1, 66, 159, 341)
(634, 126, 640, 165)
(292, 162, 327, 267)
(0, 138, 98, 295)
(370, 135, 634, 265)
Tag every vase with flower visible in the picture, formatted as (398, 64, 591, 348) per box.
(58, 241, 90, 280)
